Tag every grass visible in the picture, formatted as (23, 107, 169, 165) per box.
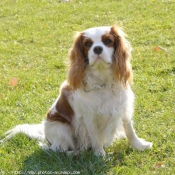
(0, 0, 175, 174)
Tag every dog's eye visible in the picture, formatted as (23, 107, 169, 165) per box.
(104, 39, 112, 45)
(84, 42, 92, 48)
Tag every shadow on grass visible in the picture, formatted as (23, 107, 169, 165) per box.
(20, 140, 133, 174)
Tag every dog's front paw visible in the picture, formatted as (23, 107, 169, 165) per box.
(94, 149, 106, 157)
(130, 138, 153, 150)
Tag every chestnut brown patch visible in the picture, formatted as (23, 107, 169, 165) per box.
(82, 38, 93, 58)
(101, 34, 115, 47)
(67, 32, 87, 90)
(109, 25, 133, 86)
(47, 83, 74, 124)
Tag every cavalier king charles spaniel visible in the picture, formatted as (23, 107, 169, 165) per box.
(1, 25, 152, 156)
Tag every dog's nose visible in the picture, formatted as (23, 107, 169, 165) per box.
(93, 46, 103, 55)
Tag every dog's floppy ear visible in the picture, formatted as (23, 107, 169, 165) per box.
(110, 25, 133, 86)
(67, 32, 87, 90)
(47, 82, 74, 124)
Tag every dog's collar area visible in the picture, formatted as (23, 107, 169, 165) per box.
(83, 81, 107, 92)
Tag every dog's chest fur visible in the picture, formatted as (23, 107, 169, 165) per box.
(68, 77, 131, 149)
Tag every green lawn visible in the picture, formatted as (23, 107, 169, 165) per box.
(0, 0, 175, 174)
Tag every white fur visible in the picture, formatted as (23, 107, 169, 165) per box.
(44, 120, 75, 152)
(1, 124, 45, 143)
(1, 26, 152, 156)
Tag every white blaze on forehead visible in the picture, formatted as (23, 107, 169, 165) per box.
(83, 26, 111, 40)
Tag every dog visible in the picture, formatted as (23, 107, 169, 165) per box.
(1, 25, 152, 156)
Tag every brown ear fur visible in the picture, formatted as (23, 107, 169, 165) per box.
(47, 82, 74, 124)
(110, 25, 133, 86)
(67, 32, 86, 90)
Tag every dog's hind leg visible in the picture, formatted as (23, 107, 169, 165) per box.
(44, 120, 75, 152)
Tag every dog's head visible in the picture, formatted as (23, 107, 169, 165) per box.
(67, 25, 133, 90)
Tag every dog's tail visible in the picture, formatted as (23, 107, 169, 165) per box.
(0, 123, 45, 143)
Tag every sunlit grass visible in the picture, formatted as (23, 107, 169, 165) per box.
(0, 0, 175, 174)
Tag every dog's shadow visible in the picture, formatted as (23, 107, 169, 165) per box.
(20, 140, 133, 174)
